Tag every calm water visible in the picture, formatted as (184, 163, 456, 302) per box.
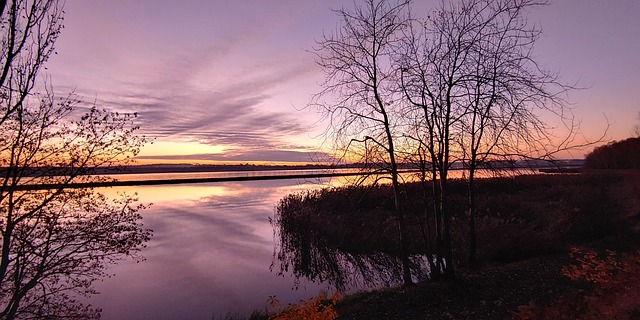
(104, 168, 362, 182)
(86, 168, 535, 319)
(91, 174, 342, 320)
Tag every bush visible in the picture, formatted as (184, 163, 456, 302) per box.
(514, 247, 640, 320)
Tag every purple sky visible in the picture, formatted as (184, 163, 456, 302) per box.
(46, 0, 640, 163)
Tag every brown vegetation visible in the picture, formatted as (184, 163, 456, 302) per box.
(271, 171, 640, 319)
(276, 172, 637, 264)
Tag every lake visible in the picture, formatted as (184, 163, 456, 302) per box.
(91, 173, 345, 320)
(84, 167, 539, 319)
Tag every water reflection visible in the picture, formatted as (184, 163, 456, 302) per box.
(271, 189, 430, 292)
(90, 178, 335, 320)
(272, 226, 430, 291)
(88, 170, 518, 319)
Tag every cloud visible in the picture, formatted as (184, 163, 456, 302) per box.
(136, 149, 335, 163)
(46, 1, 335, 160)
(63, 44, 318, 150)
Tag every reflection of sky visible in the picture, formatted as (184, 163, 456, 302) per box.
(91, 179, 335, 319)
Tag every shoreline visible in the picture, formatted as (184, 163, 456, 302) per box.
(9, 164, 584, 190)
(9, 170, 382, 191)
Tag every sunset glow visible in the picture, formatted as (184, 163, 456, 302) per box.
(134, 141, 227, 164)
(45, 1, 640, 163)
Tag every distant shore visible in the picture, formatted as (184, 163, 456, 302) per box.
(5, 160, 585, 190)
(98, 163, 341, 175)
(8, 168, 380, 191)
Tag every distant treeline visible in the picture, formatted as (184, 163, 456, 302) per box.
(0, 159, 586, 177)
(0, 163, 342, 177)
(98, 163, 339, 174)
(585, 137, 640, 169)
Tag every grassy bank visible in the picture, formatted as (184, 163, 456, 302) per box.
(267, 170, 640, 319)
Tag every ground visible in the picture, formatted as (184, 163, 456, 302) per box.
(336, 253, 569, 319)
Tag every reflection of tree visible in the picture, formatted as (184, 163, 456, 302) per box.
(1, 1, 151, 318)
(271, 190, 428, 291)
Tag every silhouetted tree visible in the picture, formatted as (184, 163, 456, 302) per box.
(310, 0, 414, 285)
(396, 0, 584, 269)
(0, 1, 151, 318)
(310, 0, 597, 281)
(1, 0, 63, 127)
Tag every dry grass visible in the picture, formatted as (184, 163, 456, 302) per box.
(272, 170, 640, 319)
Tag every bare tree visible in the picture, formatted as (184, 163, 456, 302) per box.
(396, 2, 473, 277)
(311, 0, 414, 285)
(429, 0, 576, 266)
(1, 0, 63, 126)
(0, 93, 151, 320)
(1, 1, 151, 318)
(396, 0, 587, 271)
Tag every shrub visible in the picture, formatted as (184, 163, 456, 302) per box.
(268, 291, 340, 320)
(514, 247, 640, 319)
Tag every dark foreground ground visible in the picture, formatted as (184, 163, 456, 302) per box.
(336, 237, 640, 320)
(336, 253, 569, 319)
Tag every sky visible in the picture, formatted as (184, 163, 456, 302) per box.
(45, 0, 640, 164)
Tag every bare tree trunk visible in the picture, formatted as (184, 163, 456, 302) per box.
(392, 173, 413, 285)
(432, 164, 445, 276)
(377, 90, 413, 286)
(417, 157, 437, 276)
(468, 165, 477, 266)
(439, 170, 455, 278)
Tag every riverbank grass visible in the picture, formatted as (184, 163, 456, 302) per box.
(269, 170, 640, 319)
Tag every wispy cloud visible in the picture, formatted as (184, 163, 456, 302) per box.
(136, 150, 334, 163)
(48, 1, 328, 157)
(63, 45, 319, 151)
